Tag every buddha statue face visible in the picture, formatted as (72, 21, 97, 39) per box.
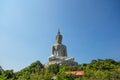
(56, 35, 62, 44)
(56, 30, 62, 44)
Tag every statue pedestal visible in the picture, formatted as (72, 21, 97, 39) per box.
(44, 56, 78, 67)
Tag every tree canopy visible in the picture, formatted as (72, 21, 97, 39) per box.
(0, 59, 120, 80)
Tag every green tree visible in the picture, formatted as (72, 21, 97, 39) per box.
(47, 64, 59, 74)
(56, 72, 76, 80)
(0, 66, 4, 75)
(15, 60, 44, 80)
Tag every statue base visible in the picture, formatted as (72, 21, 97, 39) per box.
(44, 56, 78, 67)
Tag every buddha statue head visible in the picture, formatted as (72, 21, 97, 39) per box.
(56, 29, 62, 44)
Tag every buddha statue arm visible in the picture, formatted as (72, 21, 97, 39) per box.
(65, 46, 67, 56)
(65, 48, 67, 57)
(52, 45, 55, 55)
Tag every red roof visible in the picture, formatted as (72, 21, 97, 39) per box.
(118, 68, 120, 71)
(65, 71, 84, 76)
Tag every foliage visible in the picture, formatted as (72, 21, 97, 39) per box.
(0, 59, 120, 80)
(0, 69, 16, 80)
(60, 65, 78, 72)
(0, 66, 4, 75)
(47, 63, 59, 74)
(56, 72, 76, 80)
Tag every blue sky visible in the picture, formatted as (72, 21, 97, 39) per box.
(0, 0, 120, 71)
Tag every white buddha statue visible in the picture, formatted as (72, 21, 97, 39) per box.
(49, 29, 74, 61)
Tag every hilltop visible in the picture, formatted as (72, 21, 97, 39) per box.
(0, 59, 120, 80)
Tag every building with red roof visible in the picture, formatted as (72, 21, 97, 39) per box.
(65, 71, 84, 76)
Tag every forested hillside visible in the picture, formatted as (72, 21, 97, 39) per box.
(0, 59, 120, 80)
